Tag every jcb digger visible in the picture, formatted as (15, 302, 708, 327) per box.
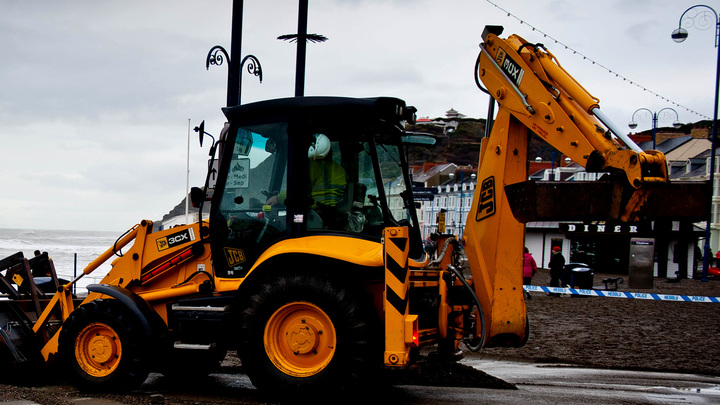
(0, 25, 707, 393)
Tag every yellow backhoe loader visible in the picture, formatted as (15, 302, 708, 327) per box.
(0, 25, 707, 393)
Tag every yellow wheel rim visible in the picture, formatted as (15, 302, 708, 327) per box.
(264, 302, 337, 378)
(74, 322, 122, 378)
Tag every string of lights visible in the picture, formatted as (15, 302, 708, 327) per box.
(484, 0, 712, 121)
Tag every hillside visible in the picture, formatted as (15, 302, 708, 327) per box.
(407, 118, 562, 167)
(407, 119, 485, 166)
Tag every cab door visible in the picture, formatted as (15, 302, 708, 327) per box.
(211, 123, 289, 277)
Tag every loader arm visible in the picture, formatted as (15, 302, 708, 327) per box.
(464, 25, 708, 347)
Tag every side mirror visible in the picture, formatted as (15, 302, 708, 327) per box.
(194, 121, 216, 154)
(190, 187, 206, 208)
(196, 121, 206, 147)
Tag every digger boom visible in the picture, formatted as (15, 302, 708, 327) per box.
(460, 25, 708, 347)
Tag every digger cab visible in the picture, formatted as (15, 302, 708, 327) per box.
(209, 97, 427, 277)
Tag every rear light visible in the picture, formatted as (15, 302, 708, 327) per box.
(405, 314, 419, 347)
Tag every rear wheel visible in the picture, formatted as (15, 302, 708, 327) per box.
(239, 273, 374, 393)
(59, 299, 150, 392)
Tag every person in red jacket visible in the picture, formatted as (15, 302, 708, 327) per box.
(548, 246, 565, 297)
(523, 246, 537, 299)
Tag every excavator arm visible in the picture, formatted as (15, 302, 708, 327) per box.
(463, 25, 708, 348)
(475, 25, 707, 223)
(477, 26, 667, 187)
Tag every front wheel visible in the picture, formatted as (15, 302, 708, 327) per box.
(239, 273, 374, 393)
(59, 299, 150, 392)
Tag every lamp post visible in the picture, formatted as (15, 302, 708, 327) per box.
(278, 0, 328, 97)
(205, 47, 263, 107)
(535, 149, 558, 181)
(671, 4, 720, 282)
(628, 108, 682, 150)
(204, 0, 263, 107)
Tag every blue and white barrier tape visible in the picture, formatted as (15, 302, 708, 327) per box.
(523, 285, 720, 303)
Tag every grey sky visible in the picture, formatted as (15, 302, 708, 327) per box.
(0, 0, 715, 231)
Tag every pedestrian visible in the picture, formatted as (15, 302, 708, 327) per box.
(522, 247, 537, 299)
(424, 234, 437, 258)
(548, 246, 565, 297)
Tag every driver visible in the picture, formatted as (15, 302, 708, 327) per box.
(267, 133, 348, 229)
(307, 133, 347, 210)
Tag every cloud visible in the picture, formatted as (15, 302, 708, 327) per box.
(0, 0, 715, 231)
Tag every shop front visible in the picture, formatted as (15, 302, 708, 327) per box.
(560, 223, 651, 275)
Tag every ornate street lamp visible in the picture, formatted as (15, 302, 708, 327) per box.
(628, 107, 682, 150)
(203, 0, 262, 107)
(205, 46, 262, 107)
(671, 4, 720, 282)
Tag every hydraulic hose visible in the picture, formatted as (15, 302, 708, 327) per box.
(447, 263, 485, 352)
(474, 51, 491, 95)
(431, 236, 485, 352)
(430, 236, 463, 268)
(173, 270, 214, 288)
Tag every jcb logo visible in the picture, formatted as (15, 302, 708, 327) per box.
(475, 176, 496, 221)
(224, 247, 246, 267)
(494, 47, 505, 65)
(156, 228, 196, 251)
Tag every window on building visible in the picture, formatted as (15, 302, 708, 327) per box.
(709, 157, 720, 176)
(440, 196, 447, 208)
(449, 196, 456, 209)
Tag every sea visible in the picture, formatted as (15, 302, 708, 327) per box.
(0, 228, 123, 292)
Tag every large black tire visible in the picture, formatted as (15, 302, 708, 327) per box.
(238, 273, 374, 393)
(59, 299, 151, 392)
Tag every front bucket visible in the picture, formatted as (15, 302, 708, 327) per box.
(0, 303, 42, 368)
(504, 180, 709, 223)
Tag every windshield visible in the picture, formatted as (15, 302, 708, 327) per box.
(375, 142, 410, 224)
(373, 138, 424, 259)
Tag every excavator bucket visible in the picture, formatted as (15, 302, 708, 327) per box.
(505, 180, 709, 223)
